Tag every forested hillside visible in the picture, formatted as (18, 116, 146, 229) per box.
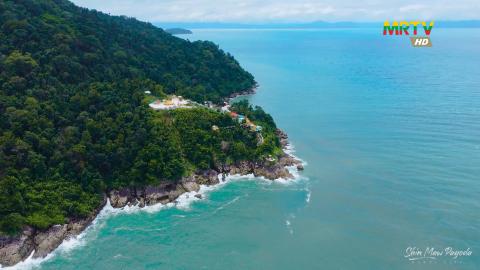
(0, 0, 278, 235)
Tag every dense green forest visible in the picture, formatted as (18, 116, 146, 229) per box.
(0, 0, 279, 235)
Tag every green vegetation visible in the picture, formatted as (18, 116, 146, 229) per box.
(0, 0, 279, 235)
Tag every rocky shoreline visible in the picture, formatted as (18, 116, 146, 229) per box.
(0, 197, 107, 267)
(0, 129, 302, 267)
(225, 85, 258, 101)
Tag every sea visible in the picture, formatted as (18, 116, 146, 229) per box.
(5, 28, 480, 270)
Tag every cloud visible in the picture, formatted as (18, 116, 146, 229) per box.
(399, 4, 426, 13)
(71, 0, 480, 22)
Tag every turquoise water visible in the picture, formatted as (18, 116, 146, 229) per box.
(19, 29, 480, 269)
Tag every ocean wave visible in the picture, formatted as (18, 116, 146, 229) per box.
(305, 187, 312, 203)
(212, 196, 241, 214)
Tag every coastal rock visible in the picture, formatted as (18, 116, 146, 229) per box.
(195, 169, 220, 185)
(109, 188, 131, 208)
(168, 184, 186, 201)
(254, 164, 293, 180)
(226, 86, 257, 101)
(144, 185, 172, 205)
(135, 188, 144, 199)
(182, 181, 200, 192)
(33, 224, 68, 258)
(138, 198, 145, 208)
(297, 164, 304, 171)
(228, 161, 255, 176)
(67, 218, 91, 234)
(276, 129, 289, 148)
(0, 227, 35, 267)
(276, 129, 288, 140)
(132, 188, 145, 207)
(128, 199, 138, 207)
(194, 194, 203, 199)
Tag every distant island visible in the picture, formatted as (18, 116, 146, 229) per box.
(165, 28, 193, 35)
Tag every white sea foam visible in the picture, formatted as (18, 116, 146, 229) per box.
(212, 196, 241, 214)
(305, 187, 312, 203)
(267, 143, 308, 185)
(175, 191, 202, 210)
(284, 143, 308, 166)
(107, 199, 175, 215)
(285, 213, 296, 235)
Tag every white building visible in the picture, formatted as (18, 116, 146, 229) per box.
(149, 95, 190, 110)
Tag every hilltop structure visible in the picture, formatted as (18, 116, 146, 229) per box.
(149, 95, 191, 110)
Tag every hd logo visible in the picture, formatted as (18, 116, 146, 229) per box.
(410, 37, 431, 47)
(383, 21, 434, 47)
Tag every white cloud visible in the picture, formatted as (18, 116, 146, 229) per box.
(399, 4, 426, 13)
(71, 0, 480, 22)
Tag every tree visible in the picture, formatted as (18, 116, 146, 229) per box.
(3, 51, 38, 76)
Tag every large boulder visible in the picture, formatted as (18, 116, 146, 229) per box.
(33, 225, 68, 258)
(144, 185, 171, 205)
(191, 169, 220, 185)
(109, 188, 131, 208)
(278, 154, 301, 167)
(254, 164, 293, 180)
(134, 188, 145, 208)
(182, 181, 200, 192)
(228, 161, 254, 176)
(275, 129, 289, 148)
(67, 219, 91, 235)
(168, 184, 186, 201)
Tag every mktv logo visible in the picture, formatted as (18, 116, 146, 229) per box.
(383, 21, 434, 47)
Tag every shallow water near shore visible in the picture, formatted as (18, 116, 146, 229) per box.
(7, 28, 480, 270)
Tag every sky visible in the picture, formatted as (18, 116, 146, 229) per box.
(71, 0, 480, 23)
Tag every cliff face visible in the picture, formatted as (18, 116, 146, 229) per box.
(0, 133, 302, 267)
